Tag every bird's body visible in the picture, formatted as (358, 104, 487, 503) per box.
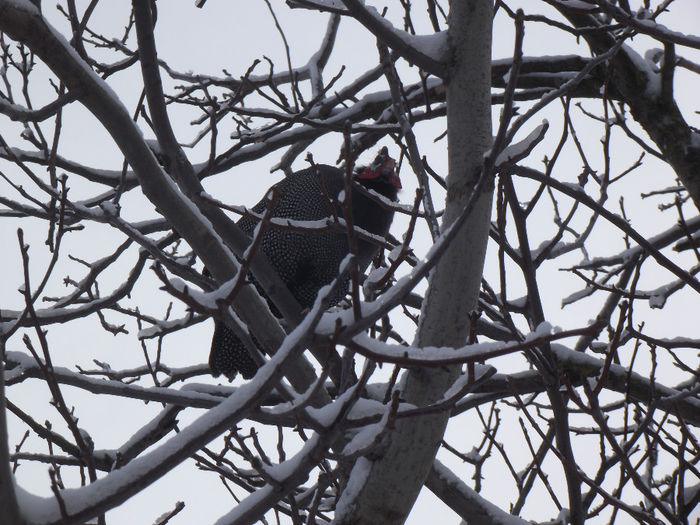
(209, 149, 401, 380)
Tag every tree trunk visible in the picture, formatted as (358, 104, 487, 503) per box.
(333, 2, 494, 523)
(0, 342, 25, 525)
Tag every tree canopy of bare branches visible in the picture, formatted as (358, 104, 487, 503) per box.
(1, 1, 699, 524)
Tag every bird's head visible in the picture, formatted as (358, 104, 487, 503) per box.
(356, 146, 401, 190)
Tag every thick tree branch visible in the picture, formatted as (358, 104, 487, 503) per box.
(548, 1, 700, 210)
(341, 0, 447, 78)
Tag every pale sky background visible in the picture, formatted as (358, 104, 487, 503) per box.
(2, 1, 699, 523)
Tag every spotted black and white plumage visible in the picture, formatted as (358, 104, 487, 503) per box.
(209, 148, 400, 380)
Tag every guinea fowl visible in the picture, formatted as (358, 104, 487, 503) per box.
(209, 148, 401, 380)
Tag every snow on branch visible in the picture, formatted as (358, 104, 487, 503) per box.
(551, 344, 700, 427)
(215, 361, 375, 524)
(573, 213, 700, 269)
(427, 459, 532, 525)
(348, 321, 603, 367)
(589, 0, 700, 50)
(13, 262, 339, 524)
(494, 121, 549, 168)
(290, 0, 449, 76)
(341, 0, 447, 77)
(514, 165, 700, 294)
(5, 351, 218, 409)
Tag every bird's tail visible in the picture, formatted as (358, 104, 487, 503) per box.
(209, 320, 259, 380)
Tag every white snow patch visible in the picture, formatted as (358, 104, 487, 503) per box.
(341, 408, 389, 456)
(495, 122, 548, 166)
(333, 457, 372, 520)
(621, 45, 661, 97)
(263, 434, 320, 482)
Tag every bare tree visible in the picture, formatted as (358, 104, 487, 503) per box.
(0, 1, 698, 524)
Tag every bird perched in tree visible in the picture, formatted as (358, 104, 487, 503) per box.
(209, 147, 401, 380)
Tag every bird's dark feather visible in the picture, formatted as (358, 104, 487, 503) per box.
(209, 158, 399, 380)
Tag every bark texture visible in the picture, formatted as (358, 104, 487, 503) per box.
(333, 2, 494, 523)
